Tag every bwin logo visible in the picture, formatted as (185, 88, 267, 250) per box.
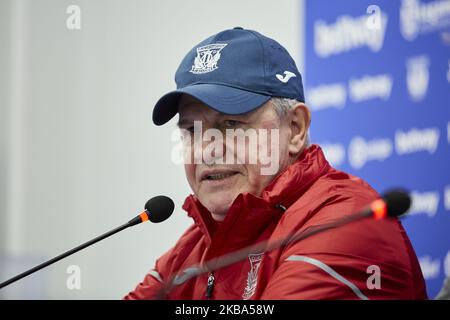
(190, 43, 227, 74)
(348, 136, 393, 170)
(406, 55, 429, 101)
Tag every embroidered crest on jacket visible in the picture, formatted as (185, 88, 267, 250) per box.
(242, 253, 264, 300)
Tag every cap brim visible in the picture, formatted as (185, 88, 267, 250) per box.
(152, 84, 271, 125)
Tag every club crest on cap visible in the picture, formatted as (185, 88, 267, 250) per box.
(190, 43, 227, 74)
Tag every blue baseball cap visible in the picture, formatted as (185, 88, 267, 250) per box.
(152, 27, 304, 125)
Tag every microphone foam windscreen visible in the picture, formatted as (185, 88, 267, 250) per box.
(382, 189, 411, 217)
(145, 195, 175, 223)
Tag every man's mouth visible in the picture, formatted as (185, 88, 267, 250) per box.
(201, 171, 239, 181)
(205, 172, 237, 180)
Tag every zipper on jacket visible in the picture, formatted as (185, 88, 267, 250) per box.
(205, 273, 215, 299)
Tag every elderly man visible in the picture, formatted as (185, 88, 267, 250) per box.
(125, 28, 426, 300)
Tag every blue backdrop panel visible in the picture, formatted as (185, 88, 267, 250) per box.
(305, 0, 450, 297)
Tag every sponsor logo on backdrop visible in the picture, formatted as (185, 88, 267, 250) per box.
(447, 59, 450, 83)
(307, 83, 347, 111)
(410, 190, 440, 218)
(445, 185, 450, 211)
(419, 255, 441, 280)
(447, 121, 450, 144)
(314, 10, 388, 57)
(309, 73, 393, 111)
(406, 55, 430, 101)
(308, 0, 449, 297)
(395, 127, 440, 155)
(445, 251, 450, 277)
(320, 143, 346, 167)
(400, 0, 450, 41)
(348, 136, 393, 169)
(349, 74, 393, 102)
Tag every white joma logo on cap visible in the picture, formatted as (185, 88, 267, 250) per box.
(276, 71, 296, 83)
(190, 43, 227, 74)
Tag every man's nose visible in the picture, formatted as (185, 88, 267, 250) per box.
(202, 132, 226, 165)
(191, 127, 228, 164)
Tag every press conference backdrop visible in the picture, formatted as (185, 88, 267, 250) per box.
(305, 0, 450, 297)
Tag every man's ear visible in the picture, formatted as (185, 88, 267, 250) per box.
(288, 103, 311, 155)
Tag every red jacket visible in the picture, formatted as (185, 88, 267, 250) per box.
(125, 145, 427, 300)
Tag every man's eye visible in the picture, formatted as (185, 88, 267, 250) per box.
(224, 120, 240, 127)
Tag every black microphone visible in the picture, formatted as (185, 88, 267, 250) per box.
(161, 189, 411, 294)
(0, 195, 175, 290)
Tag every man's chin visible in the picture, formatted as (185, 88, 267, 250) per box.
(200, 197, 235, 221)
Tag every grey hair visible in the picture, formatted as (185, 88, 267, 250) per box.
(270, 97, 310, 147)
(270, 97, 299, 119)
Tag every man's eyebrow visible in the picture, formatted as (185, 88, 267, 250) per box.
(219, 113, 246, 120)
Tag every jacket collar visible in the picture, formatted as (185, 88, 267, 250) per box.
(182, 144, 330, 258)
